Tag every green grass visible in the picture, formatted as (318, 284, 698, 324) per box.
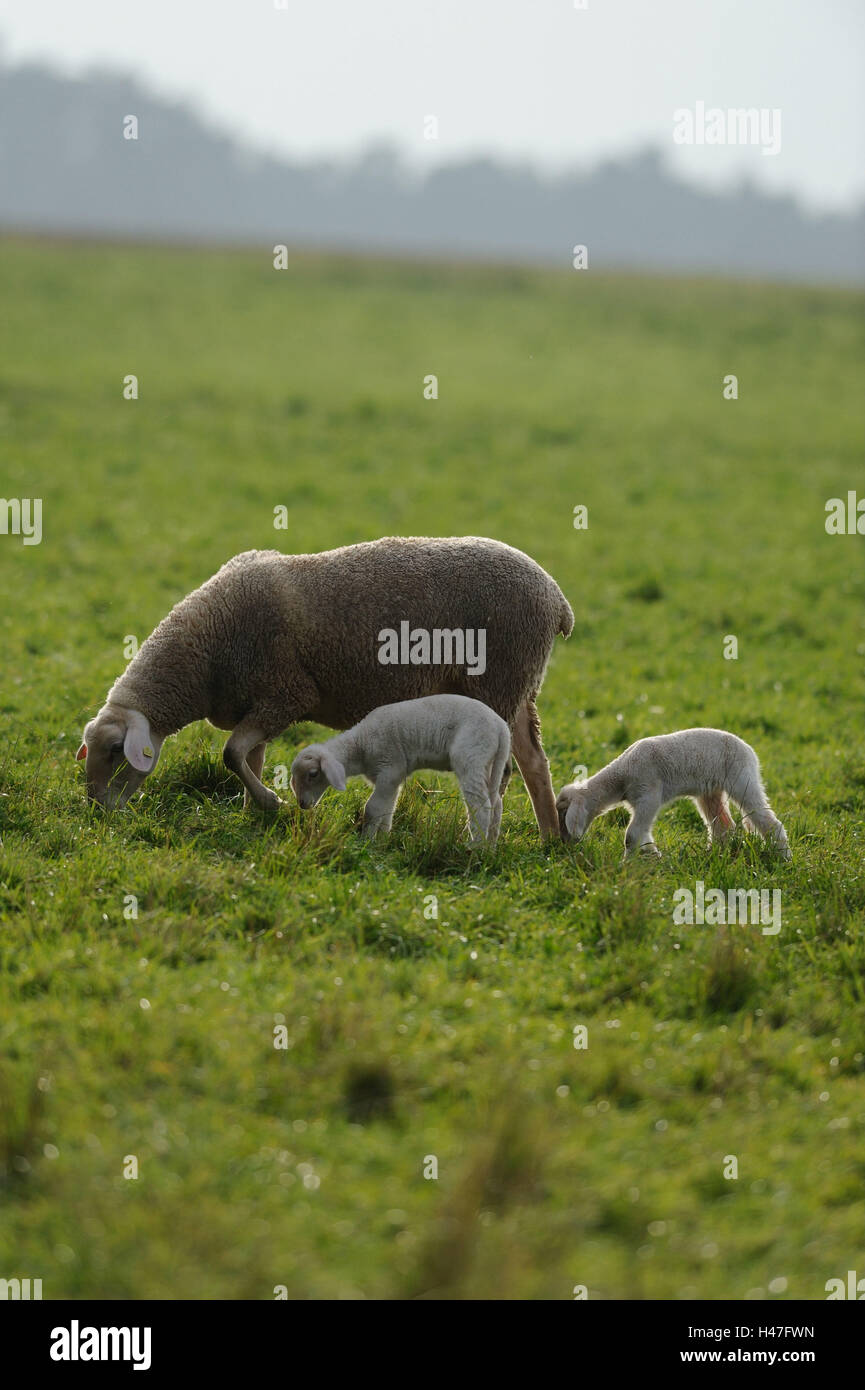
(0, 239, 863, 1300)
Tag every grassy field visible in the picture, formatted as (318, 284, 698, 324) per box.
(0, 239, 863, 1300)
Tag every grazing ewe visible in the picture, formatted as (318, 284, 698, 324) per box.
(556, 728, 791, 859)
(290, 695, 512, 842)
(78, 537, 572, 836)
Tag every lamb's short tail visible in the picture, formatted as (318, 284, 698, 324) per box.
(558, 592, 574, 639)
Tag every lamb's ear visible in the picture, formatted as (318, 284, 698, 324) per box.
(123, 713, 162, 774)
(76, 743, 87, 761)
(565, 801, 581, 838)
(320, 751, 347, 791)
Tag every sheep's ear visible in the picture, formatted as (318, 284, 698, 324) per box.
(565, 802, 580, 838)
(123, 714, 161, 774)
(77, 719, 94, 760)
(320, 752, 347, 791)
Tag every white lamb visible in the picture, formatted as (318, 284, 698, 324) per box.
(289, 694, 512, 843)
(556, 728, 791, 860)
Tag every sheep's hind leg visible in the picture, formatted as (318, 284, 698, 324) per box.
(511, 698, 559, 840)
(224, 722, 281, 811)
(697, 791, 734, 848)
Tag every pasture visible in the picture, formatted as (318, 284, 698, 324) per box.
(0, 239, 863, 1299)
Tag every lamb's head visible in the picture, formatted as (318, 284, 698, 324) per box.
(77, 705, 163, 808)
(290, 745, 347, 809)
(556, 783, 591, 842)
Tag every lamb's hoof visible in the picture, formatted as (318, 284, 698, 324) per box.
(256, 793, 283, 813)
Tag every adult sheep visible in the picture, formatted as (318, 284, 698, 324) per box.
(77, 536, 574, 837)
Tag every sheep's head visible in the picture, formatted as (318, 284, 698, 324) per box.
(556, 783, 591, 842)
(77, 705, 162, 808)
(289, 745, 347, 809)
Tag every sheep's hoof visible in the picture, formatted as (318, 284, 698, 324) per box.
(255, 793, 283, 812)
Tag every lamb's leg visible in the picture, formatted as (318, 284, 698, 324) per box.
(697, 791, 735, 847)
(486, 737, 510, 845)
(731, 771, 791, 860)
(488, 792, 503, 845)
(450, 732, 499, 844)
(624, 795, 662, 858)
(487, 757, 506, 842)
(488, 796, 503, 844)
(224, 722, 281, 811)
(361, 773, 402, 838)
(740, 803, 791, 860)
(511, 698, 559, 839)
(458, 777, 492, 844)
(243, 742, 267, 811)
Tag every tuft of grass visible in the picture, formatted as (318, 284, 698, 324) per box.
(404, 1099, 547, 1300)
(702, 933, 756, 1015)
(343, 1062, 396, 1124)
(626, 577, 664, 603)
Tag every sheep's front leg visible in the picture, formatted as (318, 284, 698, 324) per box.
(243, 742, 267, 810)
(224, 722, 281, 811)
(624, 796, 662, 858)
(361, 772, 402, 838)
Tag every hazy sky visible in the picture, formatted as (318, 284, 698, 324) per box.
(1, 0, 863, 211)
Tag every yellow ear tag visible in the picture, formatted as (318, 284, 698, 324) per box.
(143, 745, 154, 758)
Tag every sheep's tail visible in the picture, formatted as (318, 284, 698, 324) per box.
(557, 591, 575, 639)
